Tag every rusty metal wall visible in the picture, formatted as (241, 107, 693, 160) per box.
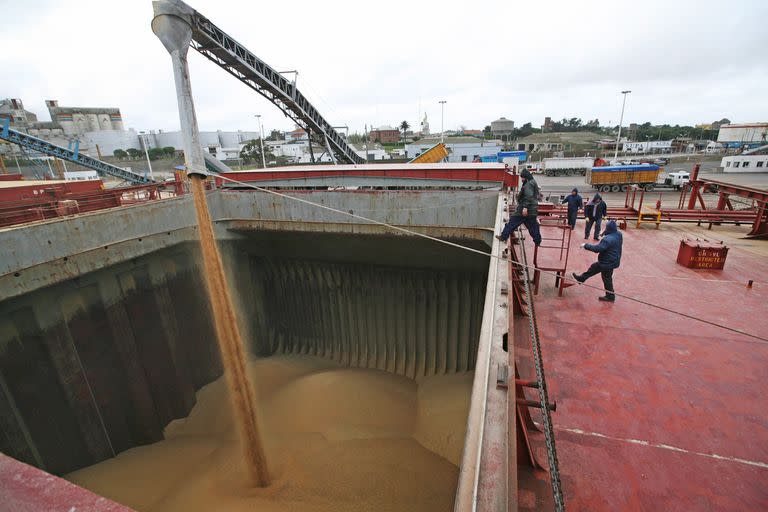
(0, 191, 497, 477)
(0, 244, 220, 475)
(0, 190, 497, 302)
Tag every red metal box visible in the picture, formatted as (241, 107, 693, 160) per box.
(676, 238, 728, 269)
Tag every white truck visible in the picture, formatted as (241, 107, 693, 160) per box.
(660, 171, 690, 190)
(541, 157, 596, 177)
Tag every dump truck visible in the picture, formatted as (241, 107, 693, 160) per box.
(541, 157, 596, 176)
(586, 163, 663, 192)
(409, 143, 449, 163)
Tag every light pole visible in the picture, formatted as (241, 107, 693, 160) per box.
(140, 132, 155, 180)
(613, 90, 631, 162)
(439, 100, 447, 142)
(254, 114, 267, 169)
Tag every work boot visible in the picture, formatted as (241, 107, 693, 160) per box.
(495, 235, 506, 242)
(571, 272, 584, 284)
(598, 295, 615, 302)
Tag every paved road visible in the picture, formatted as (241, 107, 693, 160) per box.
(535, 169, 768, 209)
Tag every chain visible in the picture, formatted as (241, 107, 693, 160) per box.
(517, 229, 565, 512)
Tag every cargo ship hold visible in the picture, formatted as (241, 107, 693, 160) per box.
(1, 1, 767, 511)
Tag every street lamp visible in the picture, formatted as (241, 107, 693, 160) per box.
(613, 90, 631, 162)
(254, 114, 267, 169)
(439, 100, 447, 143)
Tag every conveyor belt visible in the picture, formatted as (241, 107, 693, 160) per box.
(171, 0, 364, 164)
(0, 118, 153, 184)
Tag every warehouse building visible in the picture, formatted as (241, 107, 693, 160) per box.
(405, 137, 502, 162)
(717, 123, 768, 149)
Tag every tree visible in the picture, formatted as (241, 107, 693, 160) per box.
(113, 149, 128, 159)
(267, 129, 284, 141)
(126, 148, 141, 159)
(162, 146, 176, 157)
(483, 125, 492, 138)
(239, 138, 274, 167)
(518, 122, 535, 138)
(147, 147, 166, 160)
(399, 120, 410, 141)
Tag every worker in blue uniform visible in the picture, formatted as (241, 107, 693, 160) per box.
(572, 219, 623, 302)
(583, 193, 607, 240)
(561, 188, 583, 230)
(496, 169, 542, 246)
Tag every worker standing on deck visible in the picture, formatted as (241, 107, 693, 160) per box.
(496, 169, 542, 246)
(583, 193, 606, 240)
(561, 188, 583, 230)
(572, 220, 622, 302)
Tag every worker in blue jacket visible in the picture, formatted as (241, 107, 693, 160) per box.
(572, 219, 622, 302)
(561, 188, 583, 230)
(583, 193, 607, 240)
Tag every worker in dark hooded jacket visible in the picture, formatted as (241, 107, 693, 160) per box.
(496, 169, 542, 246)
(561, 188, 583, 230)
(572, 219, 622, 302)
(583, 193, 607, 240)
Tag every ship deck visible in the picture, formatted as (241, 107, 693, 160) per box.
(517, 221, 768, 511)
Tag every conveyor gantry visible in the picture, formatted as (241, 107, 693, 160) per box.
(0, 118, 153, 184)
(161, 0, 364, 165)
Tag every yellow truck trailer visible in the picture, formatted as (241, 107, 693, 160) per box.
(586, 164, 663, 192)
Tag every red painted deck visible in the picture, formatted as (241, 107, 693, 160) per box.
(517, 221, 768, 511)
(0, 453, 134, 512)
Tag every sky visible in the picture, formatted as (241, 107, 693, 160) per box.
(1, 0, 766, 136)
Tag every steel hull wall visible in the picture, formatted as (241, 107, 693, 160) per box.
(0, 233, 490, 476)
(0, 243, 221, 475)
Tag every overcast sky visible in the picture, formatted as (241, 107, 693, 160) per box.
(2, 0, 766, 136)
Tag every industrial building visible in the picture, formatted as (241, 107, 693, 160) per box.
(490, 117, 514, 136)
(0, 98, 39, 125)
(44, 99, 124, 136)
(721, 145, 768, 172)
(716, 123, 768, 148)
(0, 97, 262, 163)
(1, 98, 125, 140)
(623, 140, 674, 153)
(405, 137, 503, 162)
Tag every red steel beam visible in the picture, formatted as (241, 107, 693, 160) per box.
(698, 179, 768, 203)
(215, 163, 519, 189)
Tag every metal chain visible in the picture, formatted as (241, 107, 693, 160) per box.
(518, 228, 565, 512)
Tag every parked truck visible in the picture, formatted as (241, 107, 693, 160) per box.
(587, 164, 661, 192)
(586, 164, 690, 192)
(541, 157, 596, 177)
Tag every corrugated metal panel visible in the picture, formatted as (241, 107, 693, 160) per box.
(257, 258, 485, 378)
